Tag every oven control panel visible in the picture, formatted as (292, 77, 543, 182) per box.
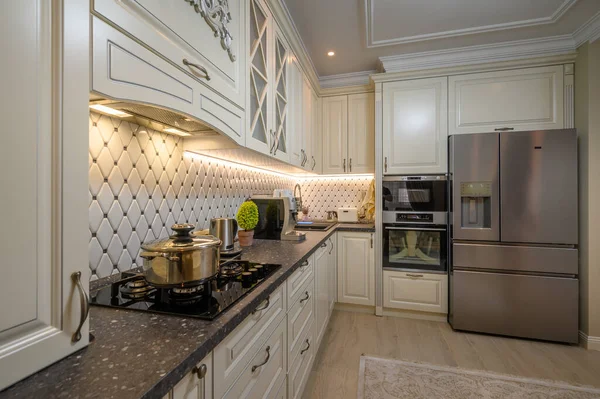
(396, 213, 433, 223)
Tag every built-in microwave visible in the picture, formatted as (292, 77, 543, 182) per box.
(382, 175, 448, 273)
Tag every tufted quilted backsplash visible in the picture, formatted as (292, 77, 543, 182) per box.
(88, 112, 373, 280)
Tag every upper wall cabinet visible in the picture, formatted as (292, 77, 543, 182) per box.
(288, 56, 304, 168)
(449, 65, 564, 135)
(383, 77, 447, 175)
(322, 93, 374, 174)
(247, 0, 273, 155)
(272, 25, 292, 162)
(92, 0, 247, 142)
(246, 0, 292, 161)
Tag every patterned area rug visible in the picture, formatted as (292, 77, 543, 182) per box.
(358, 356, 600, 399)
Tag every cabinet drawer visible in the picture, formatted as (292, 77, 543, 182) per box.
(214, 284, 286, 398)
(287, 257, 314, 310)
(383, 270, 448, 314)
(449, 65, 564, 135)
(287, 321, 315, 399)
(287, 276, 314, 367)
(287, 279, 316, 372)
(91, 17, 244, 143)
(222, 317, 287, 399)
(93, 0, 246, 108)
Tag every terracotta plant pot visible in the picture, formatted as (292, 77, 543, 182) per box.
(238, 230, 254, 247)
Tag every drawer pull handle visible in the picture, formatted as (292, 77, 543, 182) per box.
(300, 339, 310, 355)
(183, 58, 211, 81)
(406, 273, 424, 278)
(343, 158, 346, 172)
(301, 260, 309, 268)
(321, 242, 327, 248)
(252, 296, 270, 314)
(252, 346, 271, 372)
(71, 271, 90, 343)
(328, 238, 334, 254)
(494, 127, 514, 131)
(312, 156, 316, 170)
(349, 158, 352, 172)
(384, 157, 388, 173)
(300, 291, 310, 304)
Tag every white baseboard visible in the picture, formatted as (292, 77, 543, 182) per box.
(380, 308, 447, 322)
(579, 331, 600, 351)
(334, 302, 376, 314)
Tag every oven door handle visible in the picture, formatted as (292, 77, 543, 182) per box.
(385, 227, 446, 232)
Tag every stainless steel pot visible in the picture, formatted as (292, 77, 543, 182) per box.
(140, 224, 221, 287)
(209, 217, 238, 252)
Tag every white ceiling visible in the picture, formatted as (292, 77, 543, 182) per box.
(282, 0, 600, 77)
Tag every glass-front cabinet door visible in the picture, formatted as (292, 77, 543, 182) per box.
(247, 0, 272, 154)
(272, 26, 290, 162)
(383, 226, 447, 272)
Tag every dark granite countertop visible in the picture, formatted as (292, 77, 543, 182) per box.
(1, 224, 374, 399)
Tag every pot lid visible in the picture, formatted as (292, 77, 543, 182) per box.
(141, 224, 221, 253)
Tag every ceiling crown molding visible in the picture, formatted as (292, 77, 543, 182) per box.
(319, 70, 375, 89)
(365, 0, 578, 48)
(378, 35, 577, 73)
(573, 11, 600, 46)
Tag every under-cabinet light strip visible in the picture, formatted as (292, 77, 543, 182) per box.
(184, 151, 374, 181)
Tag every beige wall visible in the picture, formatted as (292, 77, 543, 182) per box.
(576, 40, 600, 343)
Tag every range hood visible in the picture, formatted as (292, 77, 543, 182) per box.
(89, 95, 310, 176)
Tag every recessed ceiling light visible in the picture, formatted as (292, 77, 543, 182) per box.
(164, 127, 191, 137)
(327, 51, 335, 57)
(89, 104, 132, 118)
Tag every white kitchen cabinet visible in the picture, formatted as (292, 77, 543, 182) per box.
(91, 17, 244, 143)
(272, 25, 292, 162)
(337, 232, 375, 306)
(348, 93, 375, 173)
(383, 270, 448, 314)
(302, 77, 315, 171)
(0, 0, 90, 390)
(287, 321, 315, 399)
(383, 77, 448, 175)
(449, 65, 564, 135)
(288, 56, 304, 168)
(322, 94, 374, 174)
(322, 96, 348, 174)
(310, 90, 323, 173)
(247, 0, 274, 154)
(287, 274, 314, 365)
(314, 243, 330, 346)
(326, 235, 337, 314)
(222, 317, 287, 399)
(92, 0, 246, 143)
(93, 0, 246, 108)
(214, 285, 286, 398)
(172, 352, 213, 399)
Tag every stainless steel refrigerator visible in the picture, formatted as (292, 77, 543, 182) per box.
(449, 129, 578, 344)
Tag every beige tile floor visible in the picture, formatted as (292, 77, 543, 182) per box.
(303, 310, 600, 399)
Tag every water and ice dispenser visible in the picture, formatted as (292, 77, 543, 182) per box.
(460, 182, 492, 229)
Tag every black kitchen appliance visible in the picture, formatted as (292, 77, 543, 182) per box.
(90, 260, 280, 320)
(382, 175, 448, 273)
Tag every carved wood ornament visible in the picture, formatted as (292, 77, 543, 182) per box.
(186, 0, 236, 62)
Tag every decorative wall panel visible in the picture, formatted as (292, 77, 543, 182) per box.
(299, 177, 374, 220)
(88, 112, 293, 279)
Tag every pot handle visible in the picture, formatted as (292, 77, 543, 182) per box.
(140, 252, 180, 262)
(232, 219, 238, 238)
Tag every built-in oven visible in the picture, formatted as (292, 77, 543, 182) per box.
(382, 176, 448, 273)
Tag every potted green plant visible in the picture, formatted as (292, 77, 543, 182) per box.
(236, 200, 259, 246)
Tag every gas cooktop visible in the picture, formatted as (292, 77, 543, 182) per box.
(90, 261, 281, 320)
